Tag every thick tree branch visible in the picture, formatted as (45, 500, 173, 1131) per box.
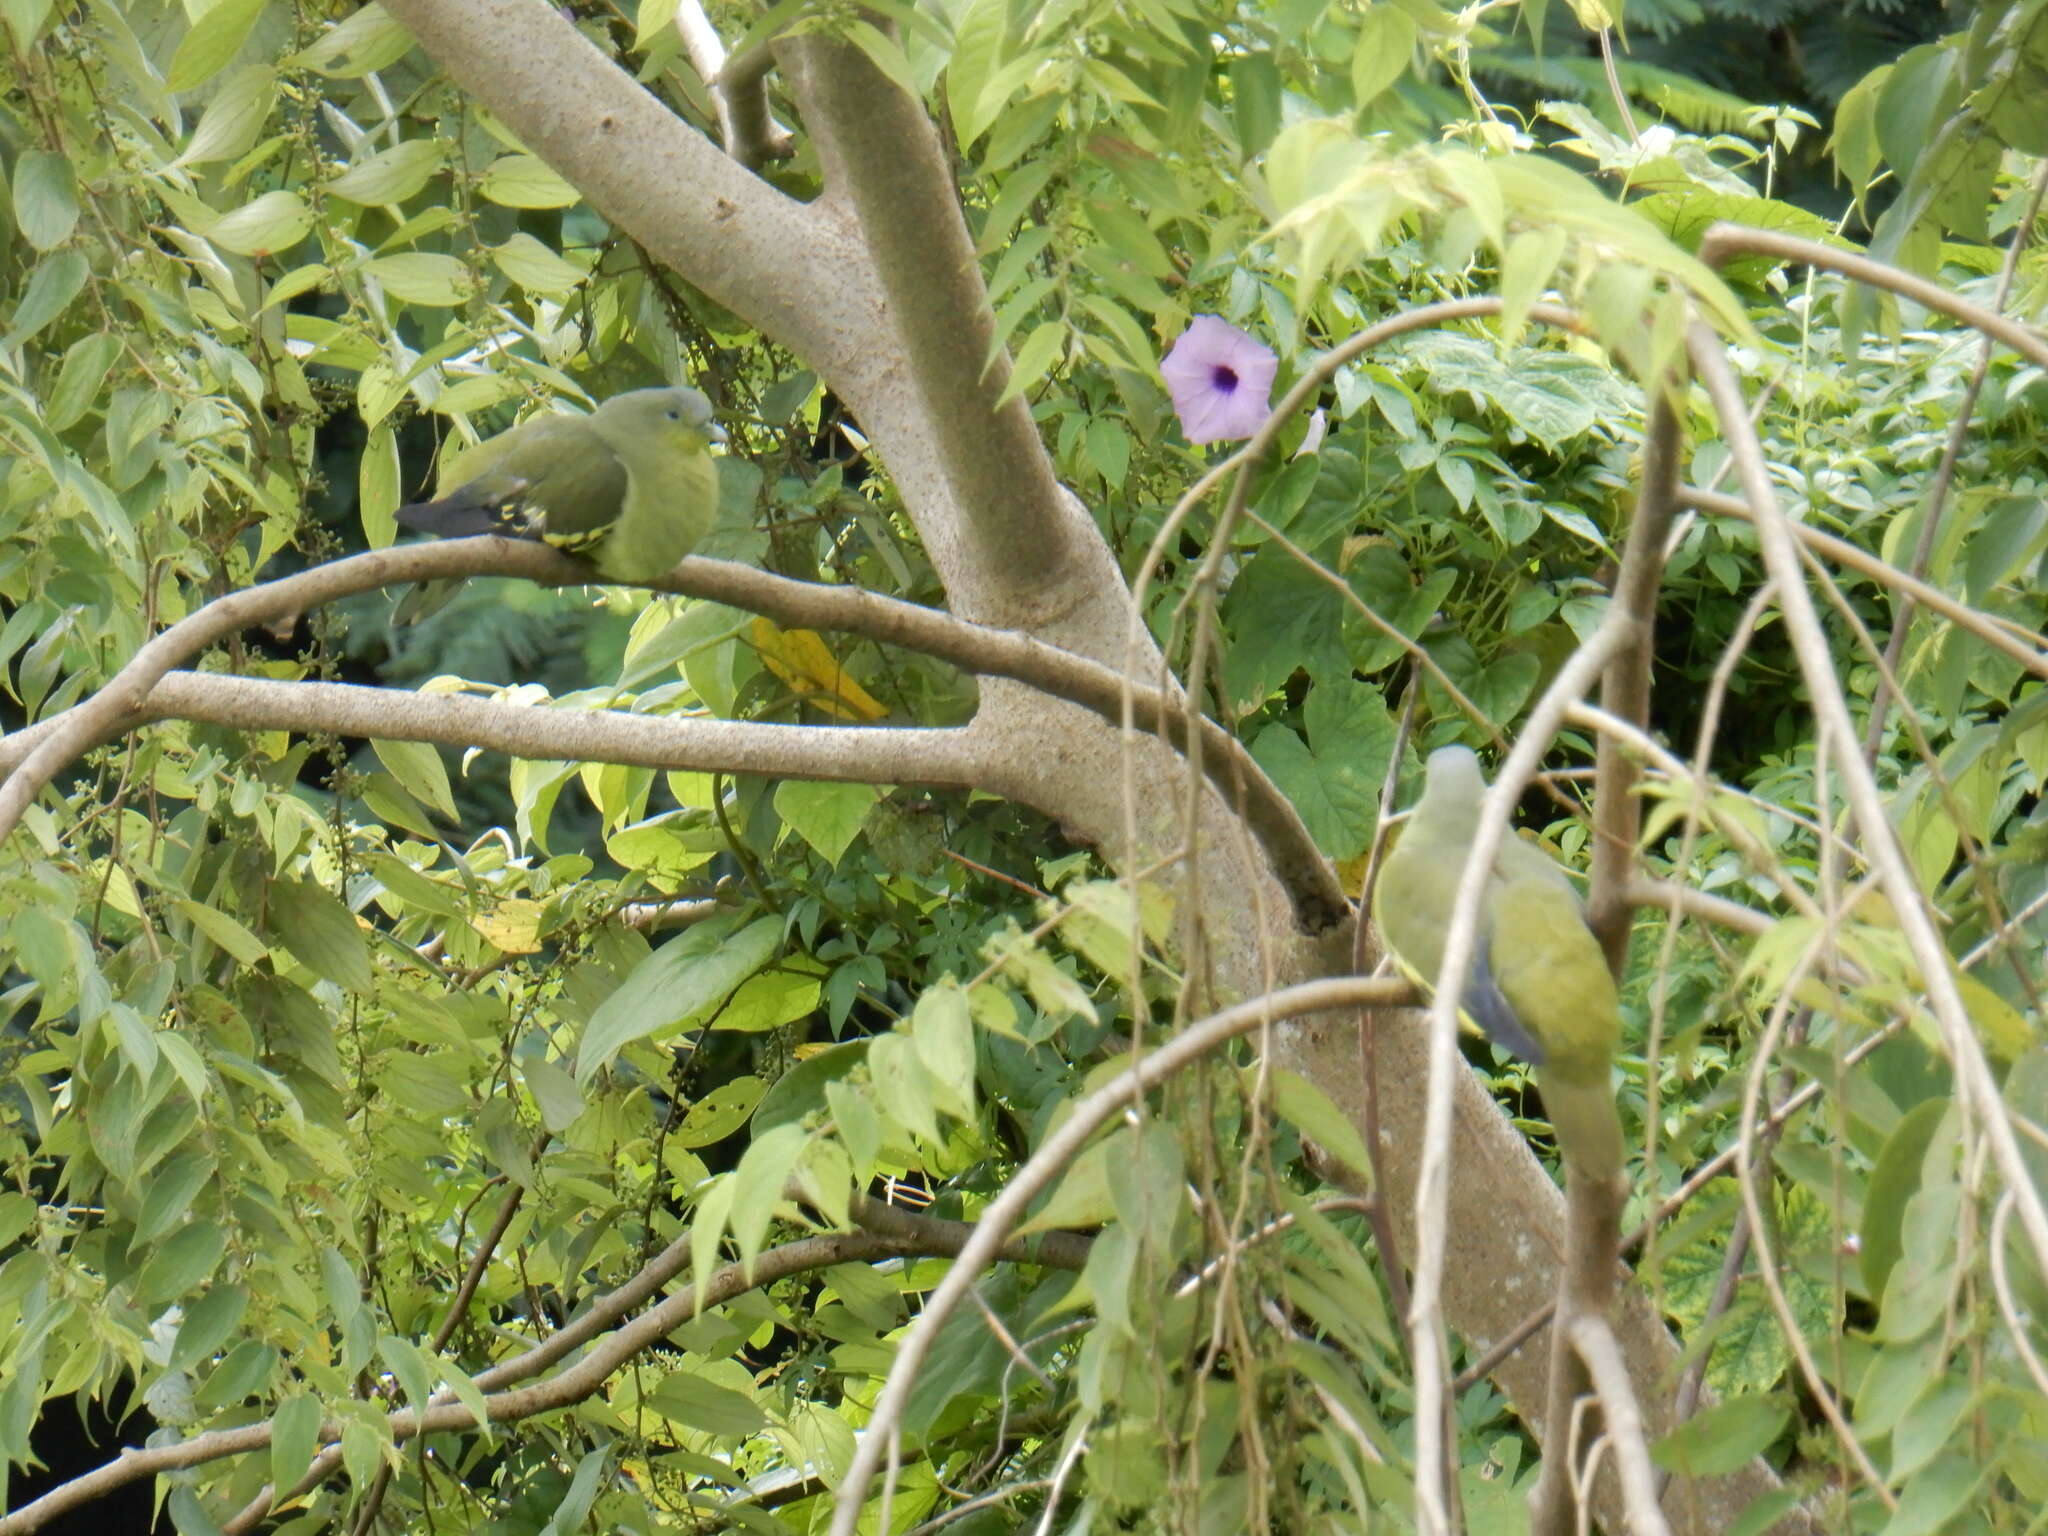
(0, 540, 1340, 924)
(46, 672, 980, 788)
(776, 33, 1079, 616)
(375, 0, 845, 360)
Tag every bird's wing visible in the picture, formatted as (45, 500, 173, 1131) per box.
(1375, 837, 1549, 1066)
(397, 417, 628, 541)
(1486, 874, 1619, 1083)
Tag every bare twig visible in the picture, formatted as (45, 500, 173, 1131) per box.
(1569, 1315, 1673, 1536)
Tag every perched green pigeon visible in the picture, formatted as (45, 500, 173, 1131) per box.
(1373, 745, 1622, 1170)
(394, 385, 724, 619)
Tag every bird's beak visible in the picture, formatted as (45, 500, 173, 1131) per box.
(707, 422, 728, 445)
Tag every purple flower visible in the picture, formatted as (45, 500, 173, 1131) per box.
(1161, 315, 1278, 444)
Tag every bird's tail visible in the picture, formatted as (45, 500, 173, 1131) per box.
(396, 485, 532, 538)
(1539, 1070, 1623, 1179)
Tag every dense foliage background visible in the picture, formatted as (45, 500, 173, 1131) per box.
(2, 0, 2046, 1533)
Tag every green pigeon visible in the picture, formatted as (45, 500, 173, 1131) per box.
(393, 385, 724, 620)
(1373, 745, 1622, 1168)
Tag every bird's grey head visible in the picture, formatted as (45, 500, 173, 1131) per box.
(600, 386, 726, 443)
(1414, 744, 1488, 829)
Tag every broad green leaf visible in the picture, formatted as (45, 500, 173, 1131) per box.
(372, 738, 455, 819)
(714, 964, 824, 1033)
(135, 1221, 227, 1305)
(363, 253, 474, 306)
(729, 1122, 807, 1271)
(12, 150, 79, 250)
(1350, 6, 1416, 109)
(1251, 1066, 1375, 1186)
(774, 779, 878, 866)
(270, 1393, 322, 1501)
(175, 898, 270, 966)
(359, 423, 400, 548)
(289, 4, 415, 76)
(176, 64, 275, 165)
(578, 913, 780, 1076)
(166, 0, 266, 91)
(269, 878, 373, 991)
(677, 1075, 768, 1147)
(477, 154, 580, 209)
(645, 1372, 768, 1436)
(911, 980, 976, 1122)
(491, 233, 587, 295)
(325, 139, 446, 205)
(208, 190, 313, 257)
(1651, 1393, 1792, 1478)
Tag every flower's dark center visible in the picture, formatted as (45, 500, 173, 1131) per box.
(1210, 364, 1240, 393)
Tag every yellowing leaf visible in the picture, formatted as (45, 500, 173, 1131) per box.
(748, 618, 887, 720)
(471, 898, 545, 954)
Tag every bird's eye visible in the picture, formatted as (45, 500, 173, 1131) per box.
(666, 408, 681, 420)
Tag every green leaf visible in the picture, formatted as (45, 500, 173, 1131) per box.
(177, 64, 276, 165)
(714, 964, 824, 1033)
(371, 738, 455, 819)
(1861, 1097, 1949, 1301)
(325, 138, 445, 205)
(207, 190, 313, 257)
(1351, 8, 1416, 109)
(166, 0, 266, 92)
(46, 331, 122, 431)
(3, 248, 88, 349)
(1018, 1131, 1118, 1233)
(729, 1122, 807, 1271)
(270, 1393, 321, 1501)
(676, 1075, 768, 1147)
(1252, 1066, 1375, 1186)
(288, 4, 415, 76)
(175, 898, 270, 966)
(168, 1284, 248, 1372)
(477, 154, 581, 209)
(843, 18, 919, 98)
(268, 878, 373, 991)
(1880, 1452, 1979, 1536)
(135, 1221, 227, 1306)
(578, 914, 781, 1077)
(12, 150, 79, 250)
(134, 1152, 216, 1244)
(1651, 1393, 1791, 1478)
(520, 1055, 584, 1133)
(1250, 724, 1377, 861)
(646, 1371, 769, 1436)
(490, 233, 587, 296)
(911, 980, 976, 1122)
(359, 423, 400, 548)
(363, 253, 474, 306)
(774, 780, 878, 866)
